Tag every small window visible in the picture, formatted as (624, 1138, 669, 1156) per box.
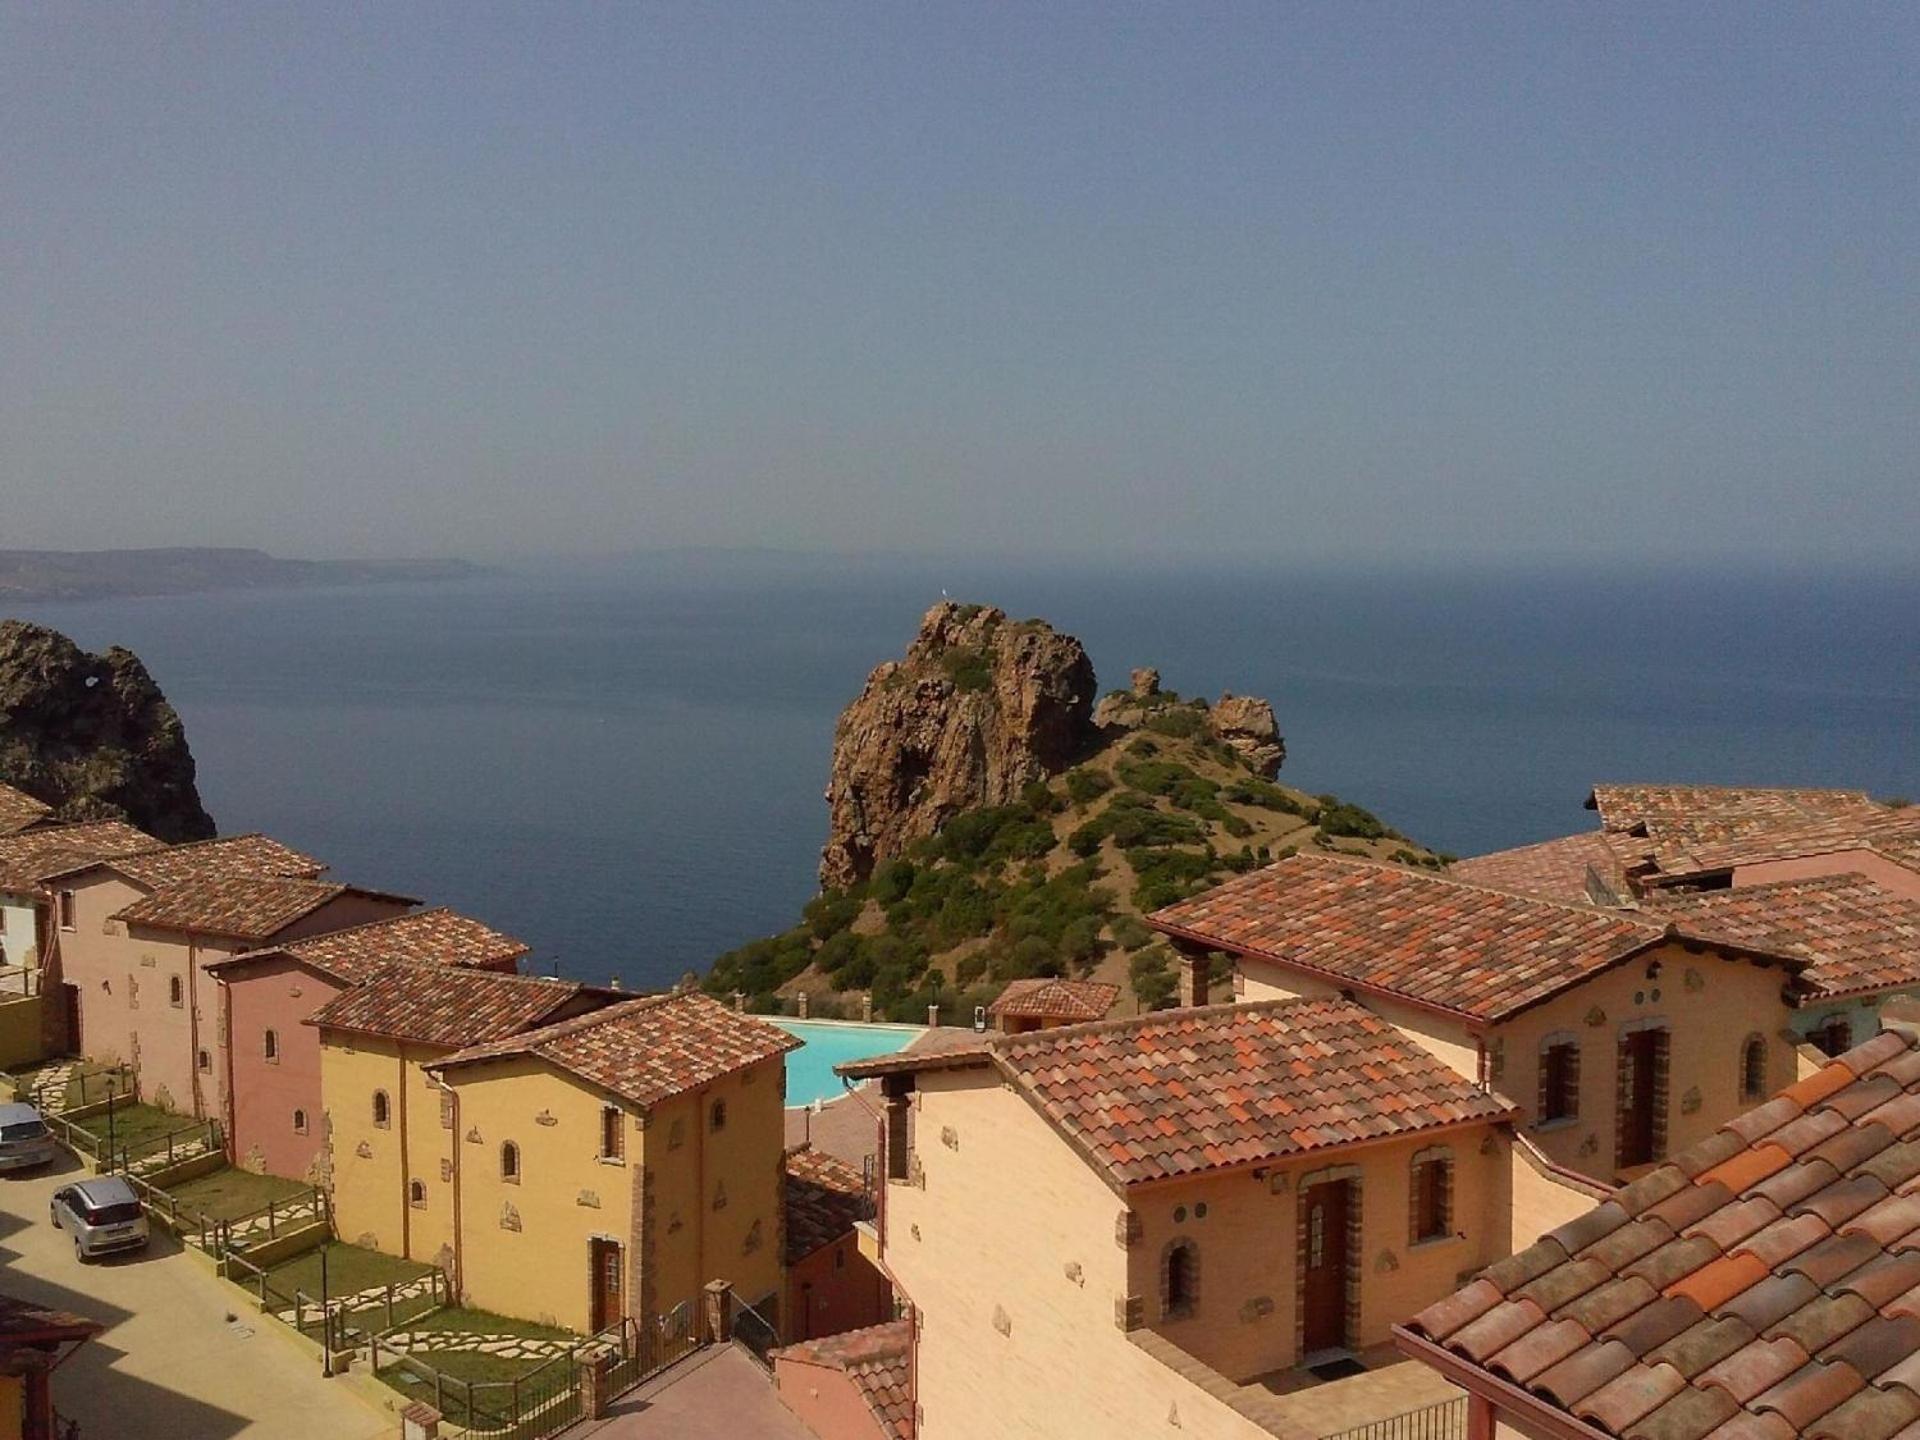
(293, 1109, 308, 1135)
(373, 1090, 391, 1129)
(168, 975, 184, 1008)
(263, 1029, 279, 1062)
(601, 1105, 624, 1161)
(408, 1179, 426, 1209)
(501, 1142, 520, 1183)
(1815, 1017, 1853, 1060)
(197, 1049, 211, 1074)
(1412, 1154, 1452, 1243)
(1741, 1034, 1767, 1100)
(58, 891, 76, 931)
(1164, 1241, 1197, 1319)
(709, 1098, 727, 1134)
(1541, 1041, 1579, 1123)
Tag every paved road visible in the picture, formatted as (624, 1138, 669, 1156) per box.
(0, 1154, 392, 1440)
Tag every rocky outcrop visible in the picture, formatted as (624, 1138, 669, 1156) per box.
(821, 604, 1096, 889)
(1210, 693, 1285, 776)
(0, 620, 215, 842)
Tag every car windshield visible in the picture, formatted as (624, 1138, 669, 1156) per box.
(84, 1200, 142, 1226)
(0, 1121, 47, 1142)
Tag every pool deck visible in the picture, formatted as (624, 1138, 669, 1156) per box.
(783, 1024, 983, 1171)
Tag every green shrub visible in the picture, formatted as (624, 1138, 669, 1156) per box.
(940, 648, 992, 692)
(1125, 736, 1160, 757)
(1125, 847, 1221, 910)
(869, 858, 916, 906)
(1129, 947, 1177, 1010)
(803, 890, 861, 941)
(1065, 768, 1114, 805)
(1109, 914, 1153, 951)
(1116, 759, 1197, 796)
(1145, 707, 1205, 739)
(1316, 794, 1389, 840)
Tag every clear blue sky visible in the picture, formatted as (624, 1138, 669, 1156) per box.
(2, 5, 1914, 566)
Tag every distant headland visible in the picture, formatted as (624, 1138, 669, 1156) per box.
(0, 547, 490, 602)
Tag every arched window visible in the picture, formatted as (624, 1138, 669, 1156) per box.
(1539, 1036, 1580, 1123)
(709, 1098, 727, 1134)
(263, 1028, 279, 1062)
(1741, 1034, 1767, 1100)
(600, 1105, 624, 1161)
(1411, 1149, 1453, 1243)
(408, 1179, 426, 1209)
(1163, 1241, 1198, 1319)
(373, 1090, 391, 1129)
(292, 1109, 308, 1135)
(168, 975, 184, 1008)
(501, 1142, 520, 1183)
(196, 1049, 211, 1073)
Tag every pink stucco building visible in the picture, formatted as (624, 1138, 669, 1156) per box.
(207, 908, 528, 1181)
(43, 834, 415, 1121)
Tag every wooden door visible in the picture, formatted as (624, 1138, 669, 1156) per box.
(1301, 1180, 1349, 1354)
(590, 1238, 623, 1332)
(1620, 1030, 1661, 1166)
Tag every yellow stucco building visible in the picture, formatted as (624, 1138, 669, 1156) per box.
(429, 991, 800, 1335)
(312, 964, 615, 1275)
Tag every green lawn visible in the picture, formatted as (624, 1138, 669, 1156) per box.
(267, 1241, 435, 1304)
(375, 1307, 581, 1423)
(64, 1101, 197, 1160)
(166, 1167, 307, 1222)
(403, 1307, 574, 1344)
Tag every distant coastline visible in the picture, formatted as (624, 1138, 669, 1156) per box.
(0, 547, 491, 602)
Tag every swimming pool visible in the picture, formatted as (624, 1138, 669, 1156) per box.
(776, 1019, 923, 1106)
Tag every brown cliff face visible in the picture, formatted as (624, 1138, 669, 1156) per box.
(0, 620, 215, 843)
(820, 603, 1096, 889)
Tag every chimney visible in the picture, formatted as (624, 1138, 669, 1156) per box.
(1176, 947, 1212, 1008)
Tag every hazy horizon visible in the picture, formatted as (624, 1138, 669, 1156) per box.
(4, 6, 1915, 569)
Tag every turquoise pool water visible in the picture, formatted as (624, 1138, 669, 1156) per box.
(776, 1019, 923, 1106)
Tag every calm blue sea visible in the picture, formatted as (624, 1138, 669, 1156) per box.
(10, 555, 1915, 991)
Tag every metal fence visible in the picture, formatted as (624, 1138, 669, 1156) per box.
(1324, 1395, 1466, 1440)
(732, 1295, 780, 1369)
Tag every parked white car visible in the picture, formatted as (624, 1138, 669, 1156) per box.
(50, 1176, 150, 1261)
(0, 1102, 56, 1172)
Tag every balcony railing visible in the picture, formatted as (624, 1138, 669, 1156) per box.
(1325, 1396, 1465, 1440)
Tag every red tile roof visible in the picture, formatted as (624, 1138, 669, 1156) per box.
(1402, 1026, 1920, 1440)
(1588, 786, 1882, 837)
(1648, 877, 1920, 1002)
(1148, 853, 1685, 1024)
(0, 820, 157, 892)
(309, 965, 605, 1049)
(785, 1147, 873, 1263)
(987, 977, 1120, 1023)
(0, 1290, 101, 1347)
(1646, 812, 1920, 887)
(58, 832, 329, 887)
(112, 876, 413, 941)
(1451, 832, 1632, 908)
(775, 1320, 913, 1439)
(0, 782, 53, 836)
(206, 907, 528, 985)
(431, 991, 800, 1109)
(846, 996, 1514, 1189)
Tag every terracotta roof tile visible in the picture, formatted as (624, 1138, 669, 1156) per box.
(1651, 879, 1920, 1002)
(310, 965, 607, 1049)
(206, 908, 527, 984)
(1451, 831, 1632, 907)
(783, 1147, 873, 1264)
(431, 991, 800, 1110)
(774, 1320, 913, 1440)
(103, 833, 328, 886)
(983, 996, 1514, 1188)
(0, 819, 157, 892)
(986, 978, 1119, 1023)
(1148, 853, 1681, 1023)
(113, 875, 413, 941)
(1404, 1028, 1920, 1439)
(0, 782, 52, 835)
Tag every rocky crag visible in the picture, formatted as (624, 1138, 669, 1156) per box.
(714, 601, 1434, 1022)
(0, 620, 215, 842)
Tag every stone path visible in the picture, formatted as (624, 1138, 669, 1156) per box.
(269, 1270, 437, 1326)
(24, 1059, 77, 1113)
(381, 1328, 590, 1360)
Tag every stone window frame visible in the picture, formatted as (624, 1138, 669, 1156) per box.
(1537, 1032, 1581, 1128)
(196, 1048, 211, 1074)
(501, 1140, 520, 1184)
(1159, 1237, 1200, 1321)
(1294, 1164, 1364, 1356)
(1614, 1017, 1671, 1168)
(408, 1179, 427, 1209)
(263, 1028, 279, 1063)
(1740, 1032, 1768, 1100)
(168, 975, 184, 1009)
(1408, 1145, 1455, 1247)
(292, 1108, 308, 1136)
(57, 891, 76, 932)
(600, 1104, 626, 1163)
(373, 1090, 392, 1130)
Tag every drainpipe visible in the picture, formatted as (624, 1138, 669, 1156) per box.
(220, 974, 237, 1163)
(695, 1086, 708, 1291)
(397, 1044, 412, 1261)
(187, 935, 204, 1119)
(447, 1083, 464, 1301)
